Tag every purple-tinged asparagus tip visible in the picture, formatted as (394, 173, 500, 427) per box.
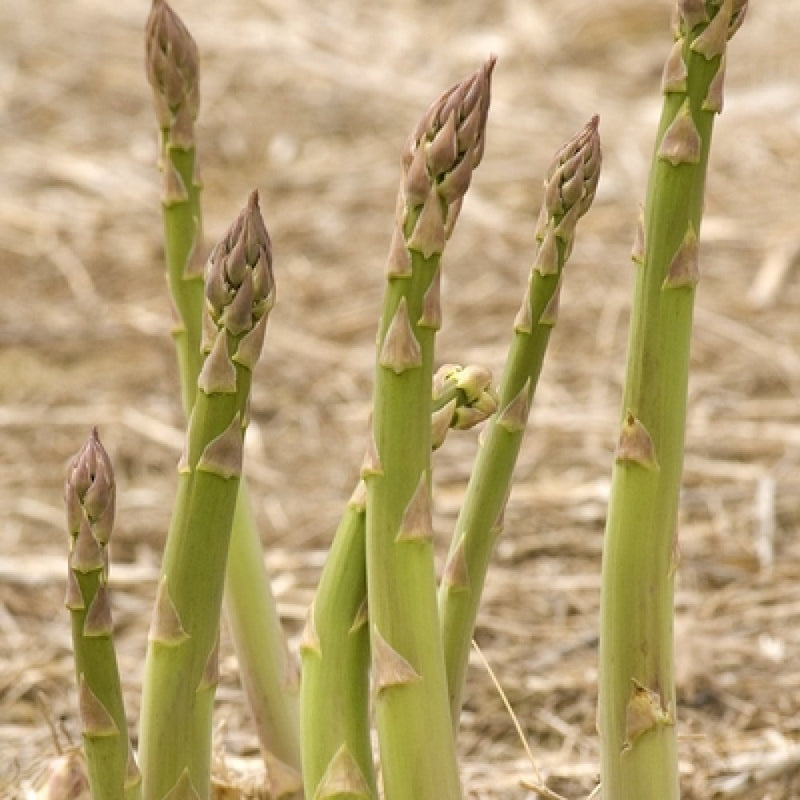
(145, 0, 199, 145)
(64, 428, 116, 547)
(206, 190, 275, 336)
(403, 57, 496, 206)
(541, 115, 602, 230)
(396, 58, 496, 255)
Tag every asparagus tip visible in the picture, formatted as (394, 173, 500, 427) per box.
(206, 190, 275, 338)
(403, 55, 496, 210)
(537, 114, 602, 254)
(145, 0, 199, 143)
(65, 428, 115, 548)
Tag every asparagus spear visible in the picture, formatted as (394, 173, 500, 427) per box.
(138, 192, 275, 800)
(223, 494, 302, 796)
(145, 2, 301, 779)
(300, 364, 496, 800)
(597, 3, 748, 797)
(365, 59, 493, 800)
(438, 117, 601, 727)
(64, 429, 140, 800)
(145, 0, 204, 418)
(300, 484, 374, 800)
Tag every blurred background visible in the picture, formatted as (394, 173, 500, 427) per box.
(2, 1, 800, 797)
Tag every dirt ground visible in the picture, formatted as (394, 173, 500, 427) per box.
(2, 1, 800, 797)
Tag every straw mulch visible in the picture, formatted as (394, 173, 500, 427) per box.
(2, 1, 800, 797)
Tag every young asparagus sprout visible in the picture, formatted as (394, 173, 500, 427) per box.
(145, 3, 301, 777)
(598, 3, 748, 798)
(205, 190, 275, 333)
(364, 58, 494, 800)
(400, 57, 495, 253)
(64, 429, 139, 800)
(439, 116, 601, 728)
(301, 361, 496, 800)
(138, 192, 274, 800)
(145, 0, 205, 418)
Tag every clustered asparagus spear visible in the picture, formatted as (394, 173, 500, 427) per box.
(145, 0, 301, 782)
(439, 115, 601, 728)
(64, 429, 140, 800)
(300, 363, 497, 800)
(364, 59, 493, 800)
(138, 191, 275, 800)
(598, 2, 748, 798)
(302, 66, 602, 800)
(63, 0, 753, 796)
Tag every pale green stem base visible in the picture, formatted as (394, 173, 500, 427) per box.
(224, 480, 301, 771)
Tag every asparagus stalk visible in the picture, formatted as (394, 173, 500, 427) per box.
(64, 429, 141, 800)
(300, 365, 496, 800)
(224, 490, 302, 794)
(365, 59, 493, 800)
(597, 3, 748, 797)
(145, 0, 204, 418)
(300, 484, 374, 800)
(138, 192, 275, 800)
(438, 117, 601, 727)
(145, 1, 301, 780)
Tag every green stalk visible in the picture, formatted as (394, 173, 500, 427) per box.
(224, 481, 302, 788)
(300, 366, 496, 800)
(64, 429, 141, 800)
(597, 3, 748, 797)
(145, 0, 204, 418)
(138, 192, 275, 800)
(300, 487, 375, 800)
(365, 59, 493, 800)
(438, 118, 601, 727)
(146, 2, 301, 783)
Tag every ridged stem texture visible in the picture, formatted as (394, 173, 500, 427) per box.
(598, 3, 748, 798)
(64, 429, 141, 800)
(138, 192, 275, 800)
(300, 365, 496, 800)
(146, 2, 300, 784)
(365, 59, 493, 800)
(438, 117, 601, 727)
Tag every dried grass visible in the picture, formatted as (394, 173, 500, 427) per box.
(2, 1, 800, 797)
